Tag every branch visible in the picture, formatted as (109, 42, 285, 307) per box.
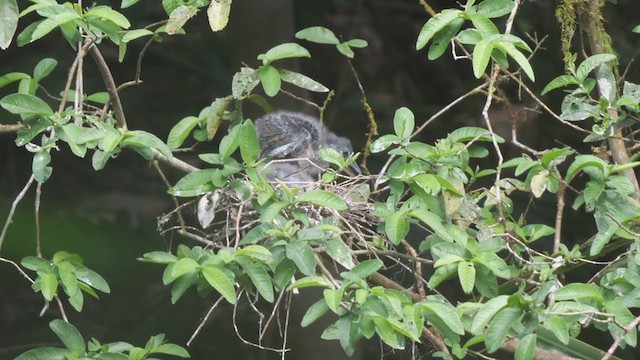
(151, 148, 199, 173)
(88, 44, 127, 129)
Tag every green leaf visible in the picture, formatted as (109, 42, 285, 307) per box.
(565, 155, 608, 183)
(32, 151, 53, 183)
(428, 18, 464, 60)
(495, 41, 535, 81)
(235, 245, 273, 263)
(122, 29, 154, 42)
(576, 53, 617, 81)
(301, 299, 330, 327)
(325, 238, 355, 269)
(416, 9, 463, 50)
(295, 190, 348, 210)
(14, 347, 69, 360)
(546, 315, 570, 345)
(286, 275, 335, 291)
(170, 258, 200, 279)
(85, 6, 131, 29)
(285, 240, 316, 276)
(49, 319, 85, 353)
(239, 261, 274, 303)
(259, 65, 281, 97)
(409, 209, 453, 242)
(350, 259, 383, 278)
(385, 211, 409, 245)
(32, 58, 58, 82)
(469, 14, 499, 37)
(472, 40, 494, 78)
(258, 43, 311, 64)
(470, 295, 509, 334)
(485, 307, 523, 353)
(167, 116, 199, 149)
(1, 93, 53, 116)
(122, 130, 172, 159)
(448, 126, 505, 143)
(542, 75, 580, 95)
(40, 272, 58, 301)
(336, 43, 354, 58)
(21, 256, 52, 272)
(457, 261, 475, 294)
(323, 288, 342, 313)
(514, 333, 536, 360)
(58, 261, 78, 297)
(295, 26, 340, 45)
(393, 107, 415, 140)
(0, 0, 18, 49)
(346, 38, 367, 48)
(201, 265, 237, 304)
(421, 301, 465, 335)
(31, 12, 80, 43)
(121, 0, 142, 9)
(471, 0, 514, 18)
(0, 72, 30, 89)
(150, 343, 190, 358)
(554, 283, 603, 303)
(75, 265, 110, 293)
(279, 69, 329, 92)
(239, 120, 260, 164)
(140, 251, 179, 264)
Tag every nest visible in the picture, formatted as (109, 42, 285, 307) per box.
(158, 175, 382, 250)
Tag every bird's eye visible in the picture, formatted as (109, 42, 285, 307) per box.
(341, 150, 350, 158)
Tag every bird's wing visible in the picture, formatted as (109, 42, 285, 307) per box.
(255, 112, 315, 159)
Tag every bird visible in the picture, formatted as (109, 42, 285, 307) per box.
(254, 111, 360, 183)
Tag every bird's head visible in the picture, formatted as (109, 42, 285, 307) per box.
(319, 131, 362, 175)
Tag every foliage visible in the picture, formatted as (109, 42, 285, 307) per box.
(2, 0, 640, 359)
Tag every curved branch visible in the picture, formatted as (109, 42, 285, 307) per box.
(88, 44, 127, 129)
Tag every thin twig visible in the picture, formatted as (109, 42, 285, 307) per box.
(35, 182, 43, 257)
(602, 314, 640, 360)
(187, 296, 224, 346)
(0, 175, 36, 251)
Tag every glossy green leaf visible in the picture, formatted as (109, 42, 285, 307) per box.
(541, 75, 580, 95)
(85, 6, 131, 28)
(285, 240, 316, 276)
(0, 72, 30, 89)
(295, 190, 348, 210)
(301, 299, 330, 327)
(75, 265, 110, 293)
(167, 116, 199, 149)
(57, 261, 78, 297)
(495, 41, 535, 81)
(259, 65, 281, 97)
(286, 275, 335, 290)
(295, 26, 339, 45)
(472, 40, 494, 79)
(554, 283, 603, 303)
(471, 0, 514, 18)
(170, 258, 200, 279)
(385, 211, 409, 245)
(258, 43, 310, 64)
(239, 120, 260, 164)
(485, 307, 523, 353)
(49, 319, 85, 353)
(428, 18, 464, 60)
(470, 295, 509, 334)
(325, 238, 355, 269)
(33, 58, 58, 82)
(350, 259, 383, 278)
(202, 265, 237, 304)
(31, 12, 80, 43)
(1, 93, 53, 116)
(514, 333, 536, 360)
(122, 29, 154, 42)
(576, 53, 616, 81)
(393, 107, 415, 139)
(40, 272, 58, 301)
(239, 261, 274, 303)
(421, 301, 465, 335)
(122, 130, 172, 159)
(416, 9, 463, 50)
(14, 347, 69, 360)
(336, 43, 354, 58)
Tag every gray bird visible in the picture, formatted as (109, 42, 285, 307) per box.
(254, 111, 360, 182)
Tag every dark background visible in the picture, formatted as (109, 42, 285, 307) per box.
(1, 0, 640, 358)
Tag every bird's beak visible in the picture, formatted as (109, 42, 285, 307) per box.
(345, 161, 362, 176)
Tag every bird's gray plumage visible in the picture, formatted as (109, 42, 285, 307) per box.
(254, 111, 358, 182)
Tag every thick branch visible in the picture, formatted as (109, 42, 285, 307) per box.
(88, 45, 127, 129)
